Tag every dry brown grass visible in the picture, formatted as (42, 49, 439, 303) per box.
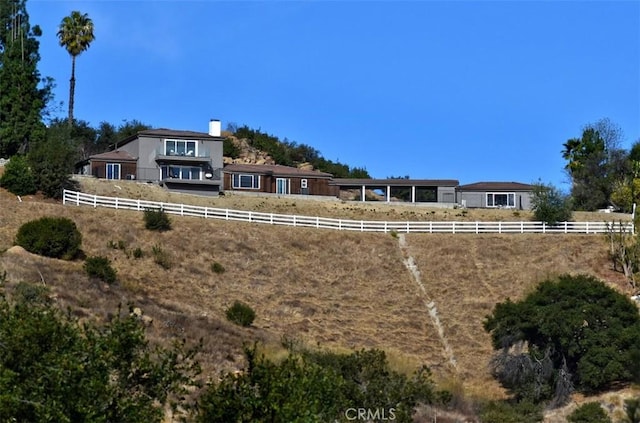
(0, 181, 635, 416)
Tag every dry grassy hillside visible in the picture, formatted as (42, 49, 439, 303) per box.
(0, 182, 637, 421)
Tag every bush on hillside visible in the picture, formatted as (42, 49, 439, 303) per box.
(196, 344, 446, 423)
(0, 297, 201, 422)
(15, 217, 82, 260)
(0, 156, 36, 196)
(567, 402, 611, 423)
(84, 256, 117, 284)
(530, 182, 572, 225)
(144, 208, 172, 231)
(225, 301, 255, 327)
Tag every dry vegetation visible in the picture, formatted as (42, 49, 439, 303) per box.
(0, 180, 638, 421)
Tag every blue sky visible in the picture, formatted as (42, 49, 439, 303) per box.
(30, 0, 639, 188)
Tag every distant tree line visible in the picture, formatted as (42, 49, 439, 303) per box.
(229, 124, 370, 179)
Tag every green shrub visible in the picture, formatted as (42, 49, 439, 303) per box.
(132, 247, 143, 259)
(479, 400, 543, 423)
(0, 156, 36, 196)
(567, 402, 611, 423)
(211, 262, 225, 274)
(152, 244, 171, 269)
(84, 256, 117, 284)
(15, 217, 82, 260)
(144, 208, 172, 231)
(225, 301, 255, 327)
(531, 182, 572, 225)
(13, 282, 50, 305)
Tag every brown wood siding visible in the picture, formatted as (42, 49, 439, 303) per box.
(224, 172, 337, 196)
(90, 160, 137, 179)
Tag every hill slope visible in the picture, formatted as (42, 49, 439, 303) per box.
(0, 184, 636, 420)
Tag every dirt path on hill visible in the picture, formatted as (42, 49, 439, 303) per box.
(397, 234, 459, 373)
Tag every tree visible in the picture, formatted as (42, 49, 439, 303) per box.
(562, 119, 628, 211)
(0, 289, 201, 423)
(57, 10, 95, 124)
(0, 154, 36, 195)
(530, 182, 572, 225)
(484, 274, 640, 406)
(196, 344, 444, 423)
(0, 0, 51, 156)
(27, 124, 80, 198)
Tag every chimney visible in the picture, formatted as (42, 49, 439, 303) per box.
(208, 119, 221, 137)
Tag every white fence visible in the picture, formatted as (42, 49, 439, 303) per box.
(62, 190, 634, 235)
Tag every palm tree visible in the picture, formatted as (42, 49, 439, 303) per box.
(57, 11, 95, 124)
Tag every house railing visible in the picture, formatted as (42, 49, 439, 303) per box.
(62, 190, 634, 235)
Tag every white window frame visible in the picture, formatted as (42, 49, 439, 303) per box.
(161, 165, 201, 180)
(106, 163, 121, 180)
(232, 173, 260, 189)
(276, 178, 290, 195)
(301, 179, 308, 189)
(165, 139, 197, 157)
(486, 192, 516, 208)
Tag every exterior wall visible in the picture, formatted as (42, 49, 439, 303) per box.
(457, 190, 533, 210)
(224, 172, 336, 196)
(90, 160, 137, 179)
(437, 186, 457, 203)
(116, 135, 224, 182)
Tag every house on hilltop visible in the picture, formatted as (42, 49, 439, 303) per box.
(456, 181, 534, 209)
(88, 120, 224, 196)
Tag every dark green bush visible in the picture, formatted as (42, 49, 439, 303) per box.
(0, 156, 36, 196)
(567, 402, 611, 423)
(15, 217, 82, 260)
(225, 301, 255, 327)
(211, 262, 225, 274)
(144, 208, 172, 231)
(84, 256, 117, 284)
(132, 247, 143, 259)
(478, 400, 543, 423)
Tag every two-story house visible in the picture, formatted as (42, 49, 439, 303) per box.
(89, 120, 224, 196)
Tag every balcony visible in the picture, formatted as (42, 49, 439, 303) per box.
(155, 147, 211, 164)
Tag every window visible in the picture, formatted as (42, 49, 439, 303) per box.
(161, 165, 201, 180)
(301, 179, 308, 189)
(232, 173, 259, 189)
(165, 139, 197, 156)
(106, 163, 120, 180)
(486, 192, 515, 208)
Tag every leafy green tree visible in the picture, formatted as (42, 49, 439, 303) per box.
(0, 292, 201, 423)
(0, 0, 51, 156)
(116, 119, 152, 140)
(27, 124, 79, 198)
(484, 274, 640, 406)
(530, 182, 572, 225)
(196, 344, 443, 423)
(567, 402, 611, 423)
(95, 121, 118, 153)
(563, 119, 628, 211)
(57, 10, 95, 124)
(0, 155, 36, 195)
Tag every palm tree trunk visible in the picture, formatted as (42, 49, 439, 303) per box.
(68, 55, 76, 125)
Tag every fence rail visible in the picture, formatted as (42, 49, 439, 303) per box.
(62, 190, 634, 235)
